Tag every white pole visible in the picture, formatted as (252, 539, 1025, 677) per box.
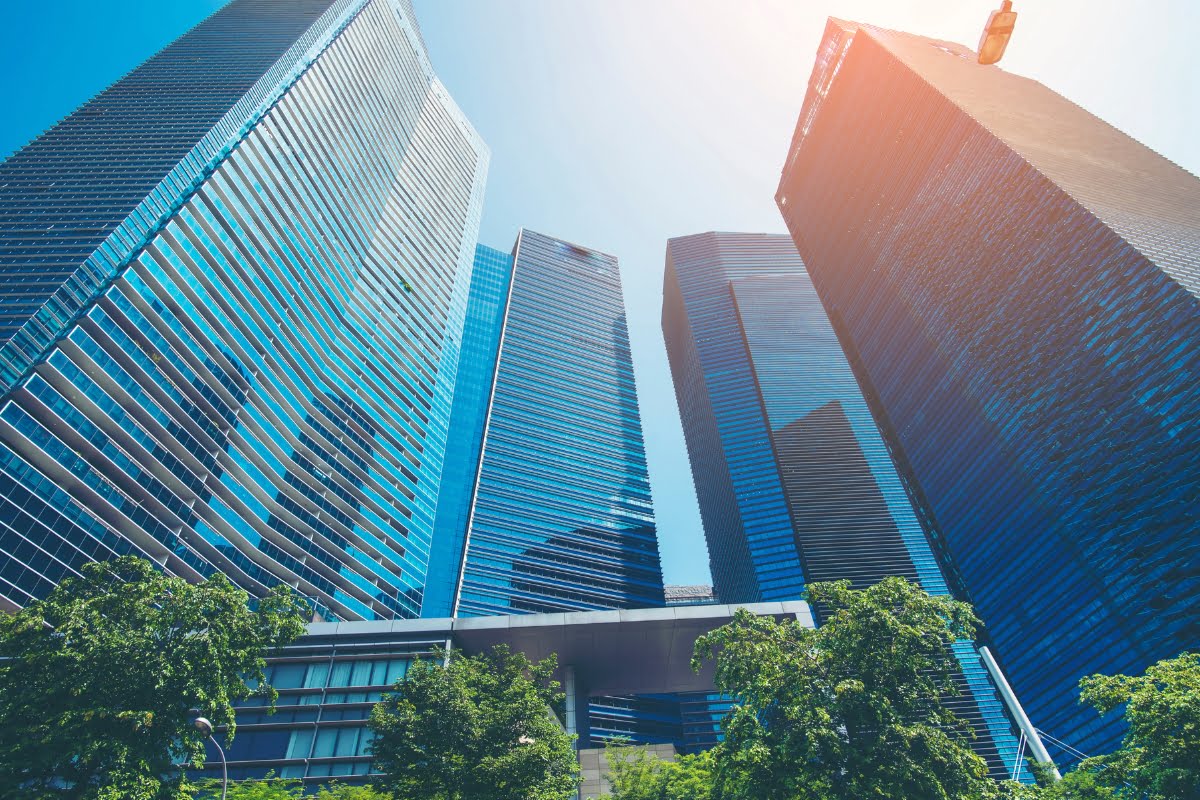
(978, 646, 1061, 780)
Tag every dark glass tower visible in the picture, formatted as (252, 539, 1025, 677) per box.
(0, 0, 489, 620)
(456, 229, 663, 616)
(662, 232, 1026, 777)
(777, 19, 1200, 758)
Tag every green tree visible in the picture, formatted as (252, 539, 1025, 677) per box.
(692, 577, 1032, 800)
(193, 775, 390, 799)
(1037, 768, 1117, 800)
(368, 645, 578, 800)
(313, 785, 392, 800)
(195, 774, 304, 799)
(1043, 653, 1200, 800)
(602, 746, 714, 800)
(0, 556, 308, 799)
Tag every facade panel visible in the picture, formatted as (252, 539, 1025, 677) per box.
(422, 244, 513, 617)
(587, 691, 733, 754)
(0, 0, 357, 384)
(729, 272, 953, 594)
(0, 0, 489, 621)
(776, 19, 1200, 757)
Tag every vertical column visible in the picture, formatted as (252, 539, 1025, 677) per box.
(562, 665, 578, 737)
(561, 665, 581, 800)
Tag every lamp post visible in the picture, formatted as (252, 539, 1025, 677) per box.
(193, 715, 228, 800)
(978, 1, 1019, 65)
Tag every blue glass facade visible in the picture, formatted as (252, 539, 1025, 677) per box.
(728, 270, 952, 595)
(421, 244, 514, 618)
(209, 626, 437, 782)
(588, 691, 733, 754)
(193, 243, 510, 784)
(0, 0, 489, 620)
(0, 0, 350, 379)
(662, 232, 1026, 778)
(776, 19, 1200, 758)
(661, 234, 810, 603)
(456, 229, 663, 616)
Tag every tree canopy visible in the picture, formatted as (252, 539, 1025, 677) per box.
(368, 644, 578, 800)
(1039, 652, 1200, 800)
(690, 577, 1031, 800)
(194, 775, 390, 799)
(602, 746, 715, 800)
(0, 556, 308, 799)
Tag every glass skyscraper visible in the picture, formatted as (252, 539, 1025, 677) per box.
(456, 229, 663, 616)
(0, 0, 489, 621)
(662, 232, 1026, 778)
(777, 19, 1200, 758)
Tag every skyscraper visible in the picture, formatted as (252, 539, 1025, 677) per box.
(662, 232, 1027, 777)
(664, 233, 956, 599)
(776, 18, 1200, 757)
(0, 0, 489, 621)
(456, 229, 663, 617)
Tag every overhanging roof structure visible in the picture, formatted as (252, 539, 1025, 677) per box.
(299, 601, 814, 695)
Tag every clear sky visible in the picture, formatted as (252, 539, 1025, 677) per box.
(2, 0, 1197, 586)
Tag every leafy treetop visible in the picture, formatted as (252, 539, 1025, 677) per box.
(691, 577, 1032, 800)
(194, 774, 390, 799)
(368, 644, 579, 800)
(1038, 652, 1200, 800)
(0, 556, 309, 800)
(601, 746, 715, 800)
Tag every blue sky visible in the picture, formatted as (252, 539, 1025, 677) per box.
(3, 0, 1197, 585)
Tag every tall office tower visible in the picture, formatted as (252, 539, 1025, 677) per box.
(662, 231, 1026, 777)
(0, 0, 489, 621)
(456, 229, 663, 617)
(776, 19, 1200, 758)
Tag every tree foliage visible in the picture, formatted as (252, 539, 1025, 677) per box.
(193, 775, 390, 799)
(195, 775, 304, 800)
(1041, 652, 1200, 800)
(691, 577, 1028, 800)
(368, 645, 578, 800)
(602, 746, 715, 800)
(0, 556, 308, 799)
(311, 785, 392, 800)
(1037, 768, 1119, 800)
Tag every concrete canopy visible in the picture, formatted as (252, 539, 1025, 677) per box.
(303, 601, 814, 696)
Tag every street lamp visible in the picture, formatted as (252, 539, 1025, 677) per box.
(193, 715, 228, 800)
(978, 1, 1019, 65)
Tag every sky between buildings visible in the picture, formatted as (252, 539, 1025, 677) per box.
(2, 0, 1197, 585)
